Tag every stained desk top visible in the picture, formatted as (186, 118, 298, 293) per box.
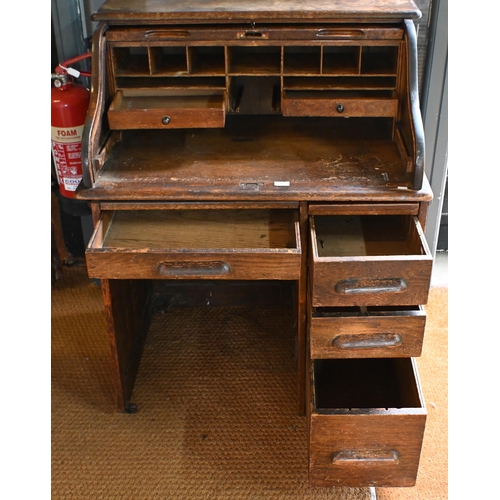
(92, 0, 422, 23)
(78, 116, 432, 202)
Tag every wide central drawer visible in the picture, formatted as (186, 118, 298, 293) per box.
(310, 214, 433, 307)
(309, 357, 426, 487)
(86, 208, 301, 280)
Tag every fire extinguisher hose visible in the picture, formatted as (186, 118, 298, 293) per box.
(55, 53, 92, 78)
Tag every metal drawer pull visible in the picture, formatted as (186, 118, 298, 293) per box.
(238, 31, 268, 39)
(317, 29, 365, 38)
(145, 30, 191, 39)
(157, 261, 231, 276)
(332, 333, 403, 349)
(335, 278, 407, 295)
(332, 450, 400, 464)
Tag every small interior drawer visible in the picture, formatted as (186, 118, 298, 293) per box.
(282, 91, 398, 118)
(309, 358, 426, 487)
(108, 89, 226, 129)
(310, 305, 426, 358)
(310, 214, 433, 307)
(86, 208, 301, 280)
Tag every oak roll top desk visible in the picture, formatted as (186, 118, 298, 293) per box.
(77, 0, 433, 489)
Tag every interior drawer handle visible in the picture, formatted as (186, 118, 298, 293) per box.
(332, 450, 400, 464)
(145, 30, 191, 39)
(316, 29, 365, 38)
(237, 30, 268, 39)
(332, 333, 403, 350)
(157, 261, 231, 276)
(335, 278, 407, 295)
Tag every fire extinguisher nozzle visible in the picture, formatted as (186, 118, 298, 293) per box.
(52, 74, 68, 87)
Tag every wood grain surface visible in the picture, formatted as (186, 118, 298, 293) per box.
(92, 0, 422, 23)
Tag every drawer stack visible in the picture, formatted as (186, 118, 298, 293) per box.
(306, 203, 432, 487)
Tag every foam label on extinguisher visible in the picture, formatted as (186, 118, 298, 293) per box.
(51, 125, 85, 194)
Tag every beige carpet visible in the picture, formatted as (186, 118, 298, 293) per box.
(52, 265, 447, 499)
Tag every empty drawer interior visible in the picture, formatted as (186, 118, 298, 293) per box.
(313, 305, 423, 317)
(97, 209, 299, 250)
(313, 215, 427, 257)
(313, 358, 422, 410)
(110, 89, 225, 111)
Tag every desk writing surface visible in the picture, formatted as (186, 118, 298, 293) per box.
(83, 116, 432, 202)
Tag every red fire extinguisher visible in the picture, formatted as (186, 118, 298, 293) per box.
(51, 53, 91, 198)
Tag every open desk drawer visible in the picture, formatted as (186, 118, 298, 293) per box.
(310, 305, 426, 359)
(309, 358, 426, 487)
(108, 89, 226, 129)
(310, 214, 433, 307)
(86, 209, 301, 280)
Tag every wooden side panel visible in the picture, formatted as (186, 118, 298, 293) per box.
(81, 23, 109, 188)
(396, 21, 425, 190)
(101, 278, 151, 410)
(417, 199, 430, 232)
(297, 201, 309, 415)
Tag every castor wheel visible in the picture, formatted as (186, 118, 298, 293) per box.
(124, 402, 138, 414)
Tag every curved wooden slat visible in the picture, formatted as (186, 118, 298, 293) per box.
(81, 22, 109, 188)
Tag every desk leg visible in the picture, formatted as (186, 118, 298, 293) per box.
(102, 278, 151, 411)
(369, 487, 378, 500)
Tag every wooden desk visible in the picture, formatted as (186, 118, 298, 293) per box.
(79, 0, 432, 488)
